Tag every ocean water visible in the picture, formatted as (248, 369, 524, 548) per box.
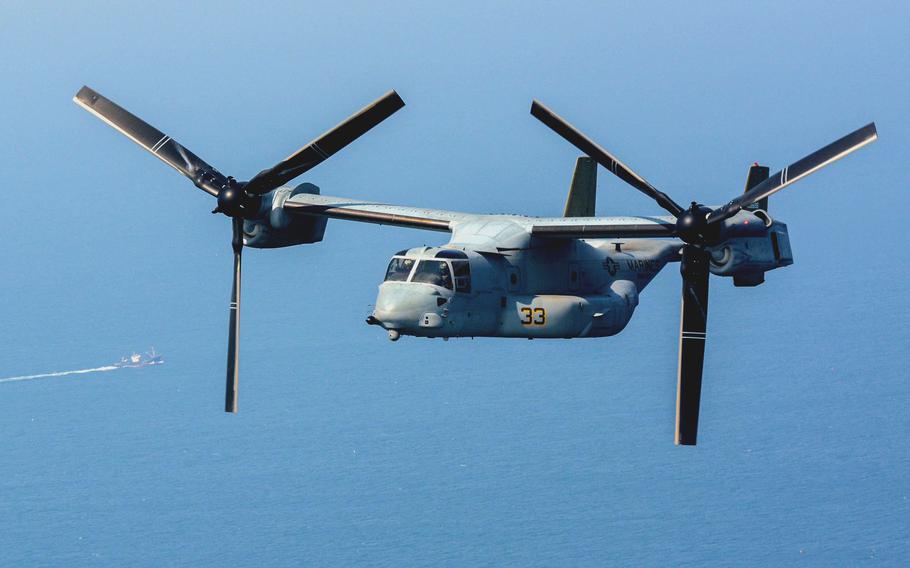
(2, 229, 908, 566)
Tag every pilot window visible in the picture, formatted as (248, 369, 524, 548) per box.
(452, 260, 471, 293)
(411, 260, 453, 290)
(384, 257, 415, 282)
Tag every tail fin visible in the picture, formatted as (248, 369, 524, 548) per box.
(743, 162, 770, 211)
(564, 157, 597, 217)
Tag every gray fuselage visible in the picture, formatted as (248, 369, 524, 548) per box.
(369, 219, 681, 339)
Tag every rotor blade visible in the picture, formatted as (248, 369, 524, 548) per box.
(73, 86, 230, 197)
(225, 218, 243, 413)
(676, 245, 710, 446)
(530, 100, 685, 217)
(243, 90, 406, 196)
(707, 122, 877, 224)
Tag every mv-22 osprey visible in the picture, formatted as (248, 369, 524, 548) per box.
(74, 86, 876, 445)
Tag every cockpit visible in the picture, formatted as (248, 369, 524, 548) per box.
(371, 247, 476, 339)
(383, 248, 472, 293)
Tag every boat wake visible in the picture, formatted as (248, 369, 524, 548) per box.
(0, 365, 120, 384)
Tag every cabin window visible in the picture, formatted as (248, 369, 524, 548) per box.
(384, 257, 415, 282)
(435, 249, 469, 260)
(452, 261, 471, 293)
(412, 260, 453, 290)
(508, 267, 521, 291)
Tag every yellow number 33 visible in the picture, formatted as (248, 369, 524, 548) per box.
(520, 307, 546, 325)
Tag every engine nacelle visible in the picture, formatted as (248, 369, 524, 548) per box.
(707, 215, 793, 286)
(242, 183, 327, 249)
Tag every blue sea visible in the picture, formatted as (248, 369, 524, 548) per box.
(2, 226, 908, 565)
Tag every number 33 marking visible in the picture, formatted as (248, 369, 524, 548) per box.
(520, 307, 546, 325)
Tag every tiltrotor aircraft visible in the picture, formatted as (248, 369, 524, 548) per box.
(74, 86, 876, 445)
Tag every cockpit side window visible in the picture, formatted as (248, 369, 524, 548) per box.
(384, 257, 415, 282)
(452, 261, 471, 293)
(411, 260, 453, 290)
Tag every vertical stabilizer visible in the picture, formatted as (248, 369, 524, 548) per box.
(743, 162, 770, 211)
(563, 157, 597, 217)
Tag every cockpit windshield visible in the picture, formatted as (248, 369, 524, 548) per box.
(412, 260, 453, 290)
(384, 257, 415, 282)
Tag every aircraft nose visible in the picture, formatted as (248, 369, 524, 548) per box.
(371, 284, 440, 330)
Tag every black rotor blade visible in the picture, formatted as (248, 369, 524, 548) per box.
(225, 218, 243, 413)
(676, 245, 710, 446)
(530, 100, 685, 217)
(243, 90, 406, 196)
(707, 122, 877, 224)
(73, 86, 230, 197)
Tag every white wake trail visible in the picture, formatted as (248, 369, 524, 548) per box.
(0, 365, 120, 383)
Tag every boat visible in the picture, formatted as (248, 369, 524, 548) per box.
(114, 347, 164, 368)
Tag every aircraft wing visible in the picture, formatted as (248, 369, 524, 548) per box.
(283, 192, 469, 232)
(285, 192, 679, 239)
(528, 215, 678, 238)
